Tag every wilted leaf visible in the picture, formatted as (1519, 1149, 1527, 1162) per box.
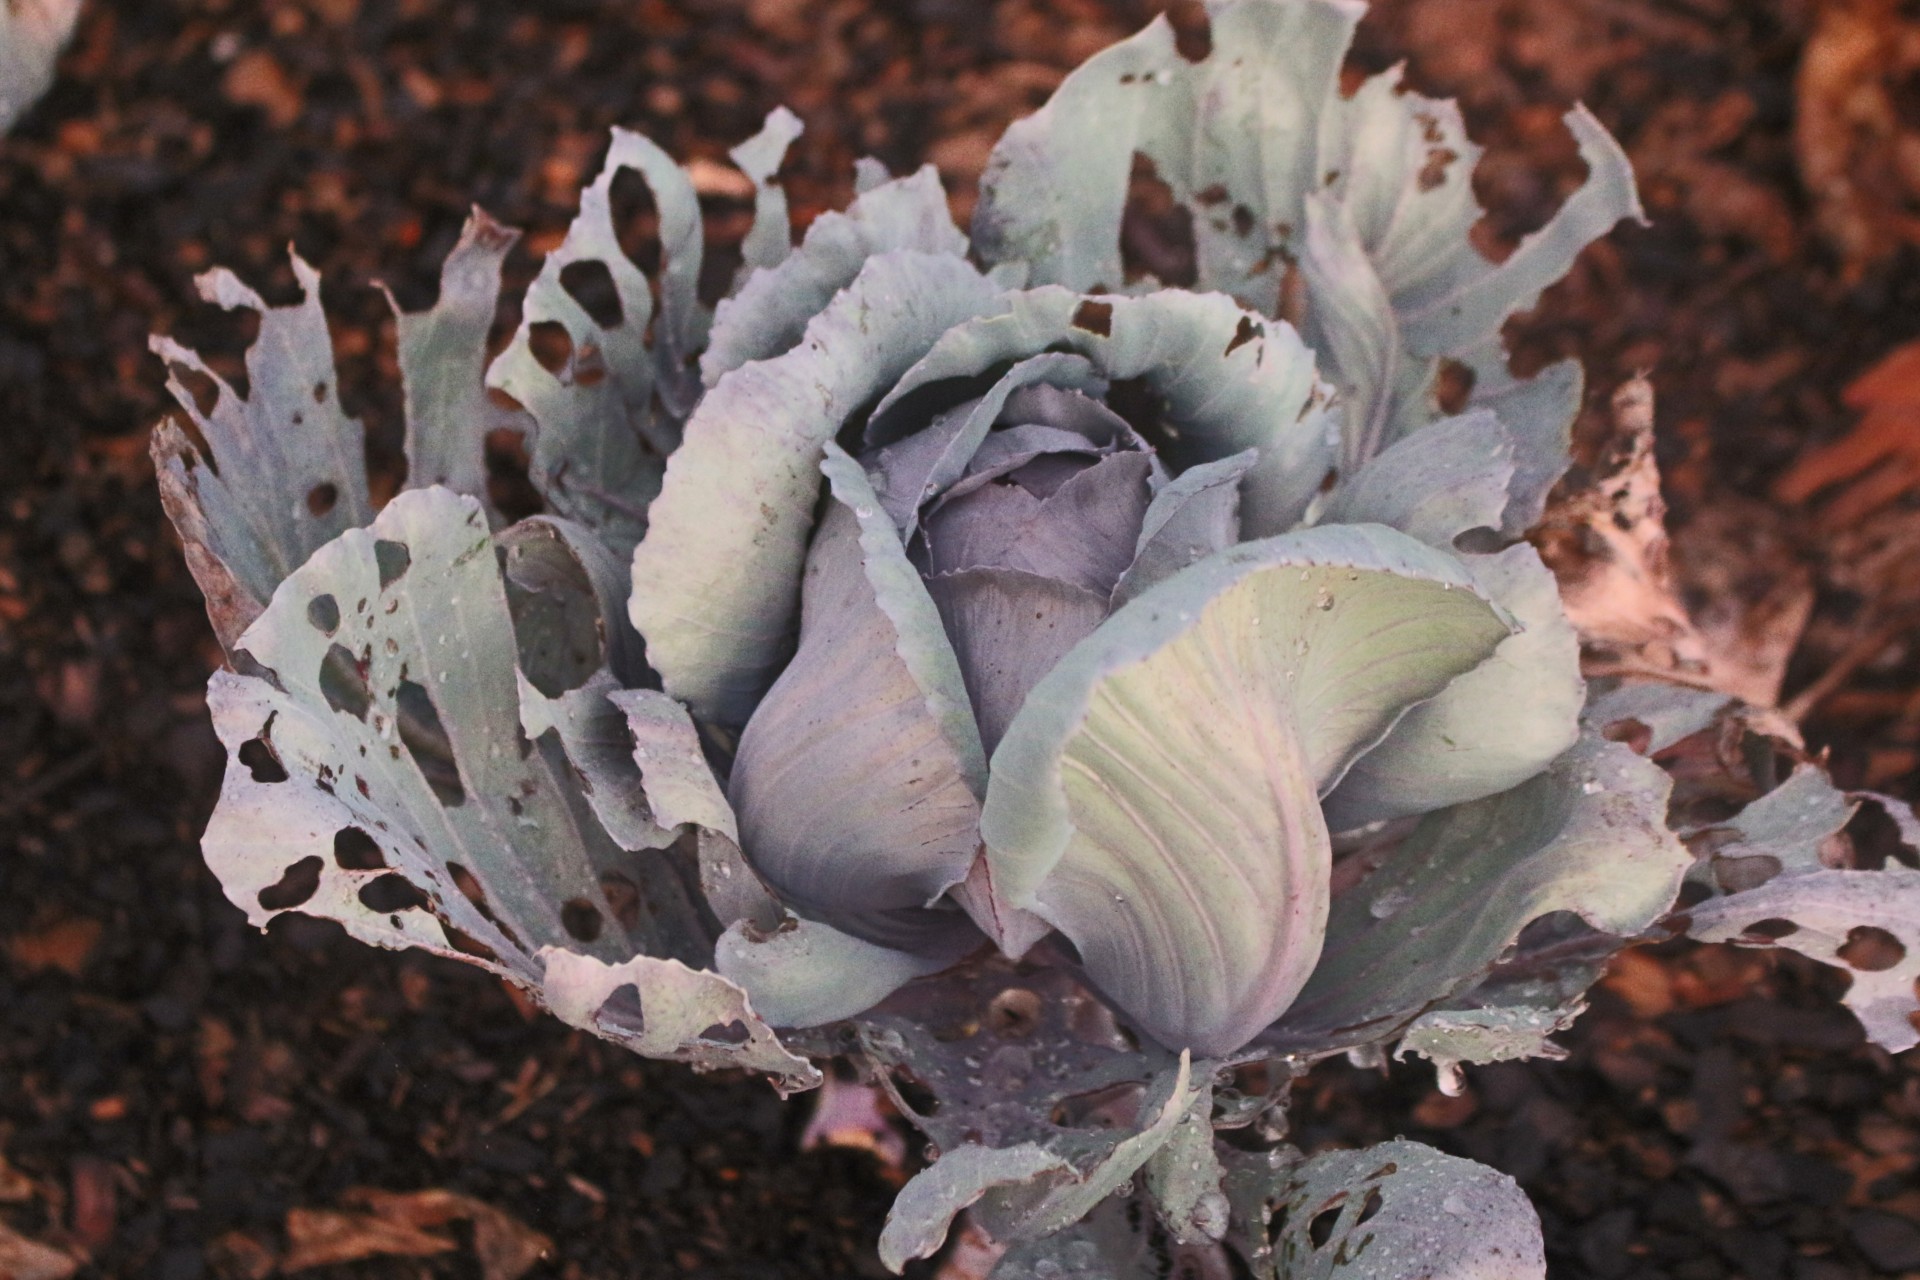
(1683, 868, 1920, 1052)
(281, 1207, 454, 1272)
(984, 524, 1510, 1055)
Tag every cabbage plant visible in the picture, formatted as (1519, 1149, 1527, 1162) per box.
(150, 2, 1920, 1276)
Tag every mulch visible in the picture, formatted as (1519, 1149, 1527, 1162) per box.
(2, 0, 1917, 1276)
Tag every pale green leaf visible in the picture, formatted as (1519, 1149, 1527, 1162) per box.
(1321, 544, 1582, 828)
(729, 106, 806, 280)
(983, 524, 1511, 1054)
(1144, 1084, 1230, 1245)
(1320, 409, 1515, 549)
(486, 128, 705, 552)
(1253, 1141, 1545, 1280)
(1111, 449, 1256, 607)
(713, 915, 963, 1028)
(1276, 736, 1689, 1056)
(630, 251, 1003, 727)
(203, 489, 712, 987)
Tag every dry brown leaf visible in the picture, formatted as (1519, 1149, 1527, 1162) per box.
(1538, 378, 1714, 675)
(0, 1220, 78, 1280)
(337, 1188, 552, 1280)
(1774, 340, 1920, 528)
(5, 918, 101, 978)
(1794, 0, 1920, 280)
(280, 1208, 455, 1272)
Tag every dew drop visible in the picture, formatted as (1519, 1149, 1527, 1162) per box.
(1435, 1061, 1466, 1096)
(1369, 885, 1412, 920)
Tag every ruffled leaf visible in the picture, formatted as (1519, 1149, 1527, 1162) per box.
(871, 287, 1336, 537)
(982, 524, 1511, 1054)
(702, 166, 970, 384)
(728, 106, 806, 281)
(630, 251, 1003, 727)
(728, 445, 986, 947)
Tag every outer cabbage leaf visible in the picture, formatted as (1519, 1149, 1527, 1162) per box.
(702, 166, 970, 383)
(485, 127, 705, 553)
(1222, 1141, 1545, 1280)
(1322, 544, 1582, 828)
(196, 489, 819, 1088)
(383, 208, 526, 505)
(1684, 870, 1920, 1052)
(878, 1053, 1199, 1272)
(151, 254, 374, 648)
(630, 251, 1003, 727)
(1273, 736, 1689, 1057)
(982, 524, 1512, 1055)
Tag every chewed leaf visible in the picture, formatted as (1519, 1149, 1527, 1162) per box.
(151, 252, 373, 648)
(1227, 1141, 1545, 1280)
(728, 106, 806, 282)
(1461, 350, 1583, 537)
(714, 915, 964, 1029)
(983, 525, 1510, 1055)
(879, 1053, 1198, 1272)
(1583, 680, 1732, 754)
(204, 488, 712, 989)
(1684, 869, 1920, 1052)
(539, 947, 819, 1095)
(1394, 1003, 1578, 1084)
(486, 128, 705, 552)
(499, 515, 646, 694)
(1693, 764, 1856, 892)
(384, 207, 525, 506)
(1276, 736, 1688, 1057)
(702, 166, 970, 384)
(1322, 544, 1582, 828)
(631, 251, 1003, 728)
(728, 447, 986, 949)
(871, 287, 1337, 538)
(1395, 106, 1643, 358)
(972, 0, 1362, 313)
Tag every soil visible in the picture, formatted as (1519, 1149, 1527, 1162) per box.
(2, 0, 1917, 1277)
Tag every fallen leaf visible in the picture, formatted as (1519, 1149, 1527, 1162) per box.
(6, 917, 102, 977)
(66, 1158, 115, 1251)
(1794, 0, 1920, 281)
(280, 1208, 454, 1272)
(1774, 340, 1920, 529)
(332, 1188, 553, 1280)
(0, 1220, 78, 1280)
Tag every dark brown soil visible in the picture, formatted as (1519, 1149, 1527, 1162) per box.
(2, 1, 1916, 1277)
